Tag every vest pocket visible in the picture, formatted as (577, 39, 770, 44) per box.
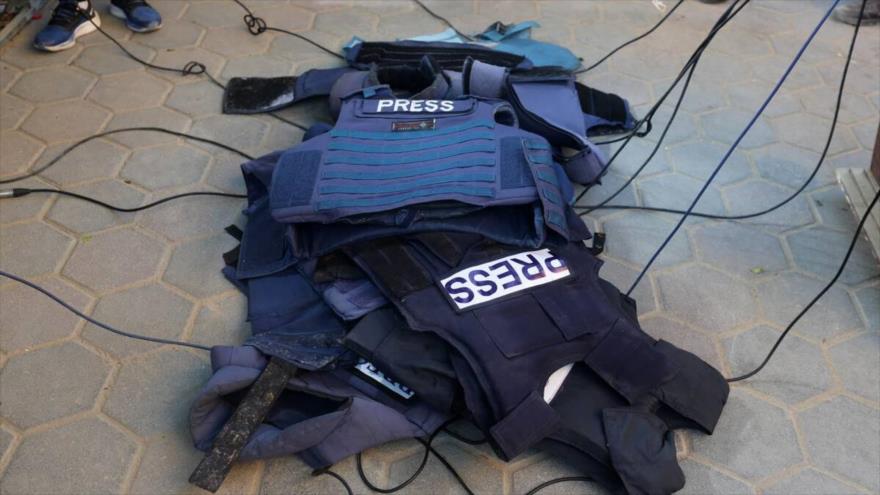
(531, 278, 600, 341)
(474, 294, 565, 358)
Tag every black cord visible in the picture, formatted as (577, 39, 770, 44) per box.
(523, 476, 594, 495)
(231, 0, 345, 60)
(0, 270, 211, 351)
(729, 188, 879, 382)
(411, 0, 475, 41)
(7, 188, 246, 212)
(312, 468, 354, 495)
(575, 0, 685, 74)
(0, 127, 254, 185)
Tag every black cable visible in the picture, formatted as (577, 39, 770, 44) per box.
(411, 0, 475, 41)
(524, 476, 594, 495)
(578, 0, 861, 222)
(6, 188, 246, 212)
(729, 188, 879, 382)
(416, 438, 475, 495)
(0, 270, 211, 351)
(572, 0, 750, 206)
(312, 468, 354, 495)
(575, 0, 685, 74)
(0, 127, 254, 185)
(231, 0, 345, 60)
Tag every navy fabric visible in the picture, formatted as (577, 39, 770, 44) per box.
(191, 345, 448, 468)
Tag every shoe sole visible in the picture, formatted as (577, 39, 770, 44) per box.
(109, 4, 163, 33)
(35, 11, 101, 52)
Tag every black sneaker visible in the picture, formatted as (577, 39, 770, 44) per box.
(33, 0, 101, 52)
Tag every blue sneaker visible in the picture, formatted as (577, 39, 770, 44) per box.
(33, 0, 100, 52)
(109, 0, 162, 33)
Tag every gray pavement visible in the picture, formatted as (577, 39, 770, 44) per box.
(0, 1, 878, 494)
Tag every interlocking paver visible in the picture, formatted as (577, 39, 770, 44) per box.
(262, 455, 370, 495)
(597, 257, 656, 316)
(62, 227, 165, 292)
(798, 396, 880, 492)
(104, 349, 210, 436)
(0, 222, 73, 277)
(750, 142, 826, 191)
(725, 80, 802, 119)
(602, 211, 694, 268)
(138, 189, 244, 241)
(190, 114, 269, 152)
(811, 186, 861, 231)
(723, 179, 816, 231)
(0, 130, 44, 177)
(642, 315, 721, 370)
(222, 54, 294, 80)
(755, 272, 863, 341)
(149, 47, 227, 84)
(204, 151, 248, 192)
(752, 54, 823, 91)
(657, 264, 758, 333)
(0, 38, 81, 69)
(165, 79, 224, 117)
(692, 389, 802, 480)
(36, 137, 129, 186)
(588, 71, 652, 108)
(138, 21, 205, 50)
(0, 276, 91, 353)
(800, 84, 876, 125)
(163, 233, 237, 298)
(787, 226, 880, 286)
(764, 468, 868, 495)
(9, 66, 95, 103)
(723, 325, 830, 404)
(122, 143, 210, 190)
(575, 172, 639, 219)
(667, 140, 752, 186)
(201, 26, 272, 58)
(105, 106, 192, 148)
(88, 71, 172, 112)
(0, 425, 13, 462)
(0, 61, 21, 91)
(74, 42, 155, 75)
(389, 440, 505, 494)
(641, 105, 700, 146)
(604, 137, 672, 178)
(47, 179, 143, 233)
(829, 333, 880, 403)
(853, 285, 879, 332)
(511, 454, 607, 495)
(190, 293, 249, 347)
(677, 459, 754, 495)
(0, 342, 110, 428)
(376, 9, 446, 39)
(772, 111, 858, 156)
(184, 0, 249, 28)
(82, 283, 193, 357)
(638, 173, 727, 216)
(0, 418, 136, 495)
(20, 100, 111, 143)
(0, 177, 52, 225)
(701, 108, 776, 150)
(0, 94, 31, 131)
(852, 118, 880, 151)
(692, 222, 788, 278)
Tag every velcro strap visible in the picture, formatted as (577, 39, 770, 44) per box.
(352, 240, 433, 299)
(563, 143, 607, 185)
(465, 59, 508, 98)
(490, 391, 561, 460)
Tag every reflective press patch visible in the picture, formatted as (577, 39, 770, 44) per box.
(360, 99, 474, 114)
(439, 249, 571, 311)
(355, 359, 415, 399)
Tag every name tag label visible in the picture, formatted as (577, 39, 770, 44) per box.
(362, 99, 470, 114)
(392, 119, 436, 132)
(439, 249, 571, 311)
(355, 359, 414, 400)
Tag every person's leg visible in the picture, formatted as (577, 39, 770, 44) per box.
(108, 0, 162, 33)
(33, 0, 100, 52)
(834, 0, 880, 25)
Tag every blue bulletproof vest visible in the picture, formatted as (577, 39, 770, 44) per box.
(345, 234, 729, 461)
(268, 93, 578, 242)
(191, 346, 447, 469)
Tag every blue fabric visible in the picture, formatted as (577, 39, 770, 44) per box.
(322, 156, 495, 180)
(493, 38, 580, 72)
(329, 120, 495, 140)
(111, 0, 162, 32)
(327, 132, 494, 152)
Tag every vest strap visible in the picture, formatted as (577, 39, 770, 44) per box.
(490, 391, 561, 460)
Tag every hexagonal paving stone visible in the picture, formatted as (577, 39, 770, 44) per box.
(47, 179, 144, 233)
(262, 455, 369, 495)
(656, 264, 757, 333)
(190, 114, 269, 152)
(388, 439, 505, 494)
(667, 140, 752, 186)
(247, 2, 314, 31)
(0, 177, 52, 225)
(642, 316, 721, 370)
(654, 80, 727, 115)
(751, 142, 826, 191)
(787, 226, 880, 286)
(376, 9, 446, 39)
(138, 21, 205, 50)
(0, 425, 13, 462)
(122, 143, 210, 190)
(722, 180, 815, 232)
(0, 38, 82, 70)
(165, 79, 224, 117)
(0, 342, 110, 428)
(692, 223, 788, 278)
(20, 100, 111, 143)
(184, 0, 248, 27)
(853, 285, 879, 332)
(764, 468, 866, 495)
(712, 26, 773, 59)
(62, 227, 165, 292)
(829, 333, 880, 403)
(818, 58, 879, 96)
(0, 94, 32, 131)
(755, 272, 863, 341)
(314, 8, 379, 38)
(191, 293, 250, 347)
(88, 71, 172, 112)
(511, 454, 606, 494)
(601, 212, 694, 269)
(222, 55, 294, 80)
(201, 26, 272, 58)
(74, 42, 156, 75)
(637, 173, 727, 216)
(691, 55, 754, 87)
(576, 174, 639, 222)
(0, 60, 21, 90)
(82, 284, 194, 357)
(641, 105, 700, 146)
(139, 188, 245, 241)
(589, 71, 652, 108)
(725, 81, 801, 119)
(204, 151, 248, 192)
(253, 121, 305, 157)
(811, 187, 860, 231)
(0, 222, 73, 277)
(104, 349, 211, 436)
(0, 417, 136, 495)
(9, 66, 96, 103)
(612, 45, 688, 83)
(852, 118, 880, 151)
(149, 47, 226, 84)
(772, 112, 857, 156)
(0, 130, 44, 177)
(163, 234, 237, 298)
(691, 389, 802, 480)
(752, 54, 823, 92)
(798, 396, 880, 491)
(606, 134, 672, 179)
(800, 85, 876, 125)
(104, 107, 192, 148)
(724, 325, 830, 404)
(0, 276, 91, 353)
(677, 459, 755, 495)
(36, 137, 129, 186)
(700, 109, 776, 150)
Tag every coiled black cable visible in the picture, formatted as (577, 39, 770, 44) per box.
(231, 0, 346, 60)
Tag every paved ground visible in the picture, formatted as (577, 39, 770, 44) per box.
(0, 1, 878, 494)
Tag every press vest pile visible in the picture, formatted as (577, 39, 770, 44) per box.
(192, 62, 729, 493)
